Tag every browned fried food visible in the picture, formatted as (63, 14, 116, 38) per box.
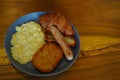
(39, 12, 75, 61)
(45, 32, 76, 47)
(32, 43, 63, 73)
(50, 26, 73, 61)
(45, 31, 56, 42)
(39, 12, 75, 36)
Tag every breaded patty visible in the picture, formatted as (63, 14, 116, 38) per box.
(32, 43, 63, 72)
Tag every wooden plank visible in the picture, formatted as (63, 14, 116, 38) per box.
(0, 0, 120, 79)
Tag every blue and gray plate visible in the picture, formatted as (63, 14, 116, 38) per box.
(4, 12, 80, 76)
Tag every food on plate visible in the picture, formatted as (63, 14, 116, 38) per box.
(39, 12, 76, 61)
(32, 43, 63, 72)
(39, 12, 75, 36)
(45, 31, 56, 42)
(65, 36, 76, 47)
(10, 12, 77, 73)
(11, 21, 46, 64)
(50, 26, 73, 61)
(45, 32, 76, 47)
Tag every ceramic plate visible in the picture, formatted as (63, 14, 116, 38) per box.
(4, 12, 80, 76)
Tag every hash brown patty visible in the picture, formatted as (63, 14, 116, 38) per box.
(32, 43, 63, 72)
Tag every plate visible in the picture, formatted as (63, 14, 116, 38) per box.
(4, 12, 80, 76)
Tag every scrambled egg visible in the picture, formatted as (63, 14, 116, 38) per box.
(11, 21, 46, 64)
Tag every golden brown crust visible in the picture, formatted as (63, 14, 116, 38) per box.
(32, 43, 63, 72)
(39, 12, 75, 36)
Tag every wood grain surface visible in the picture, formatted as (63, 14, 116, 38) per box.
(0, 0, 120, 80)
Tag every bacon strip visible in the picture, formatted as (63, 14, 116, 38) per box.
(50, 26, 73, 61)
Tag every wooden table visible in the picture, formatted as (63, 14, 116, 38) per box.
(0, 0, 120, 80)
